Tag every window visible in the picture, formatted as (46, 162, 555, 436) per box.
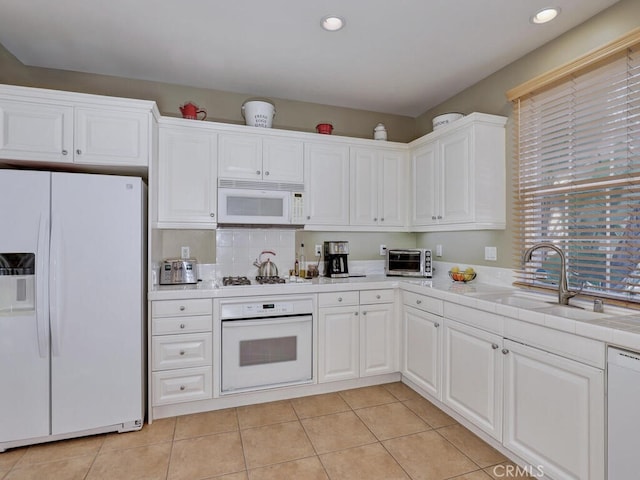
(509, 33, 640, 303)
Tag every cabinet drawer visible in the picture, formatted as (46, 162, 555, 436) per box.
(318, 291, 359, 307)
(402, 291, 443, 316)
(360, 289, 394, 304)
(152, 299, 212, 317)
(152, 333, 212, 371)
(152, 315, 212, 335)
(152, 366, 212, 405)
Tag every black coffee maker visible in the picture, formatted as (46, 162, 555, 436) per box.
(323, 241, 349, 278)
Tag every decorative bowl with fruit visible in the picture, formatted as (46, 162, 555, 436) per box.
(448, 266, 476, 283)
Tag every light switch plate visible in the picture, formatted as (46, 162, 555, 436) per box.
(485, 246, 497, 261)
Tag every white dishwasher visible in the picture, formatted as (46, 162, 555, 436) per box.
(607, 347, 640, 480)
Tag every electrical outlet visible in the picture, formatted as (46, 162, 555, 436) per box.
(315, 244, 322, 257)
(181, 246, 190, 259)
(485, 246, 497, 261)
(379, 244, 387, 256)
(436, 244, 443, 257)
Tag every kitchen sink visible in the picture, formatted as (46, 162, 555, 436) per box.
(472, 290, 634, 321)
(534, 304, 610, 321)
(471, 291, 554, 310)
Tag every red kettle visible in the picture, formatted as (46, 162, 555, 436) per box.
(180, 102, 207, 120)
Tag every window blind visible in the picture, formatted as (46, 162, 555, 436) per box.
(513, 44, 640, 302)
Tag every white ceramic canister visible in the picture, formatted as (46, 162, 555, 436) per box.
(374, 123, 387, 140)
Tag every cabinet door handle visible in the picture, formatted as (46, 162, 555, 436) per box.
(179, 306, 186, 311)
(434, 322, 440, 328)
(492, 343, 499, 350)
(179, 350, 185, 356)
(264, 171, 270, 176)
(381, 218, 384, 222)
(502, 348, 509, 355)
(76, 149, 82, 155)
(180, 323, 186, 329)
(354, 311, 359, 316)
(416, 299, 422, 304)
(437, 215, 443, 219)
(337, 297, 342, 302)
(256, 170, 261, 175)
(62, 149, 68, 155)
(307, 215, 311, 220)
(432, 216, 437, 220)
(373, 217, 377, 222)
(210, 213, 215, 218)
(376, 294, 381, 299)
(179, 385, 186, 391)
(362, 311, 367, 316)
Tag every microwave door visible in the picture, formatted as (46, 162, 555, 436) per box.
(218, 188, 290, 224)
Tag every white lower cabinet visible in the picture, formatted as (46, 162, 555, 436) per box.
(442, 318, 503, 441)
(442, 303, 605, 479)
(503, 339, 605, 480)
(360, 290, 396, 377)
(318, 289, 395, 383)
(403, 306, 442, 398)
(150, 299, 213, 406)
(401, 291, 444, 399)
(318, 304, 360, 382)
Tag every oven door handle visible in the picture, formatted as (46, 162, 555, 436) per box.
(222, 315, 311, 328)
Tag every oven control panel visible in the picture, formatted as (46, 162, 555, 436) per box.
(220, 296, 314, 320)
(242, 303, 293, 316)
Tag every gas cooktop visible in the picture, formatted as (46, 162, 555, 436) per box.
(222, 276, 286, 286)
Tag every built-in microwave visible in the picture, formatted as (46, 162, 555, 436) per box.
(385, 248, 432, 278)
(217, 179, 304, 225)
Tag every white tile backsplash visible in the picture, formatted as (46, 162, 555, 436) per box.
(216, 228, 296, 278)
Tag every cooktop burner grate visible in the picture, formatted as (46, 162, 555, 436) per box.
(222, 276, 252, 286)
(255, 276, 286, 284)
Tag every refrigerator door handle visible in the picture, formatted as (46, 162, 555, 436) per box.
(49, 216, 62, 356)
(36, 214, 49, 358)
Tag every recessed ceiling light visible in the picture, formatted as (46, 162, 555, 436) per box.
(531, 7, 560, 24)
(321, 15, 345, 32)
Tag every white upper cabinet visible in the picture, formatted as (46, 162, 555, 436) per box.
(157, 125, 217, 228)
(0, 100, 73, 163)
(0, 85, 155, 167)
(74, 107, 149, 166)
(304, 142, 350, 226)
(410, 113, 506, 231)
(350, 146, 406, 228)
(218, 132, 303, 183)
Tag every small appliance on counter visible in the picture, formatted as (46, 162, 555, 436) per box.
(323, 241, 349, 278)
(385, 248, 432, 278)
(159, 258, 198, 285)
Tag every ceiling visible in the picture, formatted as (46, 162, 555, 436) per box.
(0, 0, 620, 117)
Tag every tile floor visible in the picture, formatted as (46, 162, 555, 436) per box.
(0, 383, 531, 480)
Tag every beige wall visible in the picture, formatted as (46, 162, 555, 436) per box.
(0, 44, 416, 143)
(414, 0, 640, 269)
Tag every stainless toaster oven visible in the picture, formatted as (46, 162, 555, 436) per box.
(385, 249, 432, 278)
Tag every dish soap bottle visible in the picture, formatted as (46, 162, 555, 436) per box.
(299, 243, 306, 278)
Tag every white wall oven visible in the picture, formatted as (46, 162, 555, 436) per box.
(220, 296, 313, 393)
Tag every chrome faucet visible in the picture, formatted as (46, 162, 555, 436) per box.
(522, 242, 577, 305)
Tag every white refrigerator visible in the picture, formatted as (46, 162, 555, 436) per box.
(0, 170, 145, 451)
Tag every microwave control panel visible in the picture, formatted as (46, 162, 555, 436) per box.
(291, 192, 304, 224)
